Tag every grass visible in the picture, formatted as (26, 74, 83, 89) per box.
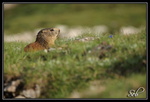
(4, 3, 146, 34)
(4, 31, 147, 98)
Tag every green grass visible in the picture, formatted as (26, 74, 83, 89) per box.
(4, 32, 147, 98)
(4, 3, 146, 34)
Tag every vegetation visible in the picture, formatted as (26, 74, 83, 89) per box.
(4, 32, 146, 98)
(4, 3, 146, 34)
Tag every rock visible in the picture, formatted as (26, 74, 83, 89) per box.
(15, 95, 26, 98)
(4, 79, 22, 93)
(88, 42, 113, 59)
(120, 26, 143, 35)
(44, 47, 63, 53)
(4, 76, 41, 98)
(4, 85, 16, 93)
(22, 84, 41, 98)
(75, 37, 95, 42)
(142, 59, 146, 65)
(92, 25, 108, 35)
(22, 89, 37, 98)
(44, 49, 48, 53)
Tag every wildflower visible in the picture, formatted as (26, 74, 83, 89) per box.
(109, 35, 113, 38)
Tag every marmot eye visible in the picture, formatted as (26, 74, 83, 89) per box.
(50, 29, 54, 31)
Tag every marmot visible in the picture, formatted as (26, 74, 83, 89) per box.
(24, 28, 60, 52)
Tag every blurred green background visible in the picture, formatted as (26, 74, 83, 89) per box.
(4, 3, 146, 35)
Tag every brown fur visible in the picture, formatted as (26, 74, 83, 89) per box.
(24, 28, 60, 52)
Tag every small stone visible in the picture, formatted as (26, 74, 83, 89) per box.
(48, 48, 57, 51)
(4, 79, 22, 93)
(142, 60, 146, 64)
(22, 89, 37, 98)
(44, 49, 48, 53)
(15, 95, 26, 98)
(5, 86, 16, 93)
(87, 42, 113, 59)
(12, 79, 22, 86)
(22, 84, 41, 98)
(75, 37, 95, 42)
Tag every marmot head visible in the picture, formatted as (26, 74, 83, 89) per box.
(35, 28, 60, 47)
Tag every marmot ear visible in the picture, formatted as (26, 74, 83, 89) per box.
(42, 30, 48, 33)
